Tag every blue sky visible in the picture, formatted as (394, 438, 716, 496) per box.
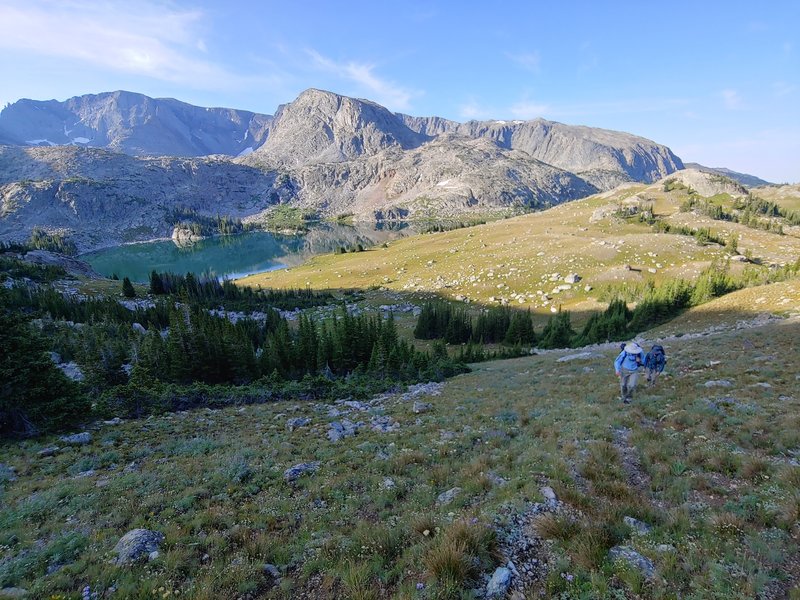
(0, 0, 798, 182)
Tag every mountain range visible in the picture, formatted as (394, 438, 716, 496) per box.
(0, 88, 766, 251)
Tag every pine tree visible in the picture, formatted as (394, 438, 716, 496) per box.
(122, 277, 136, 298)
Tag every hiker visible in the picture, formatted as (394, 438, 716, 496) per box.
(614, 342, 645, 403)
(644, 344, 667, 387)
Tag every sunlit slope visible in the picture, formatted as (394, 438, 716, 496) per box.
(239, 172, 800, 314)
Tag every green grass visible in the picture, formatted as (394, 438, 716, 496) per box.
(1, 313, 798, 597)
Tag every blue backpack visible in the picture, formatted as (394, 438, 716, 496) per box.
(649, 345, 666, 370)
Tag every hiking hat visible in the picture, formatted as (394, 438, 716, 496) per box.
(624, 342, 642, 353)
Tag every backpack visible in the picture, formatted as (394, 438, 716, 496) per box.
(649, 345, 666, 370)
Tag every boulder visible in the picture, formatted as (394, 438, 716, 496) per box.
(37, 446, 60, 457)
(412, 401, 432, 414)
(623, 516, 652, 536)
(436, 487, 462, 505)
(486, 566, 513, 599)
(704, 380, 732, 388)
(286, 417, 311, 431)
(327, 419, 361, 442)
(608, 545, 655, 579)
(283, 461, 320, 482)
(564, 273, 581, 284)
(540, 486, 558, 506)
(60, 432, 91, 445)
(114, 529, 164, 564)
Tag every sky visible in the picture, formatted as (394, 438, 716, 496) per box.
(0, 0, 798, 183)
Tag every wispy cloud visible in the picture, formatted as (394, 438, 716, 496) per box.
(306, 49, 418, 111)
(0, 0, 263, 90)
(507, 51, 541, 73)
(458, 99, 494, 120)
(721, 89, 743, 110)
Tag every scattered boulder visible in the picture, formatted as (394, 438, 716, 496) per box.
(60, 432, 91, 445)
(263, 563, 281, 581)
(413, 401, 432, 414)
(540, 486, 558, 506)
(38, 446, 60, 457)
(132, 322, 147, 334)
(286, 417, 311, 431)
(103, 417, 123, 426)
(283, 461, 320, 483)
(564, 273, 581, 284)
(114, 529, 164, 564)
(704, 380, 732, 388)
(557, 352, 596, 362)
(370, 415, 400, 433)
(608, 545, 655, 579)
(623, 516, 652, 536)
(436, 487, 462, 505)
(486, 566, 513, 599)
(327, 419, 362, 442)
(380, 478, 396, 490)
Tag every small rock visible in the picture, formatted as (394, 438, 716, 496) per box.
(37, 446, 60, 457)
(380, 478, 396, 490)
(704, 380, 732, 388)
(114, 529, 164, 564)
(286, 417, 311, 431)
(60, 432, 91, 445)
(263, 563, 281, 579)
(413, 401, 432, 414)
(623, 516, 652, 535)
(564, 273, 581, 284)
(540, 486, 558, 505)
(656, 544, 676, 553)
(283, 461, 320, 483)
(148, 550, 160, 561)
(485, 566, 513, 599)
(557, 352, 596, 362)
(103, 417, 123, 426)
(132, 322, 147, 334)
(436, 487, 462, 505)
(608, 545, 655, 579)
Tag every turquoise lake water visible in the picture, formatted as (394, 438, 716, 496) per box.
(82, 223, 413, 282)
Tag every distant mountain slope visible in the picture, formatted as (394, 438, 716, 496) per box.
(684, 163, 771, 187)
(0, 91, 272, 157)
(398, 114, 684, 189)
(0, 145, 287, 251)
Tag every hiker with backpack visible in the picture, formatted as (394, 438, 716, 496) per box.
(644, 344, 667, 387)
(614, 342, 645, 403)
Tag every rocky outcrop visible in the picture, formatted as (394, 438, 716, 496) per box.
(252, 89, 428, 167)
(665, 168, 748, 198)
(684, 163, 771, 187)
(0, 91, 272, 157)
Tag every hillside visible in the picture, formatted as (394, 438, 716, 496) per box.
(0, 145, 288, 251)
(684, 163, 771, 187)
(1, 307, 797, 598)
(238, 169, 800, 317)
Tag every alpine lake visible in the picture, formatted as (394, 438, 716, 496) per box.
(81, 222, 421, 283)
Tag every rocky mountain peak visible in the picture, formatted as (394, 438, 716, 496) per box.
(251, 88, 430, 167)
